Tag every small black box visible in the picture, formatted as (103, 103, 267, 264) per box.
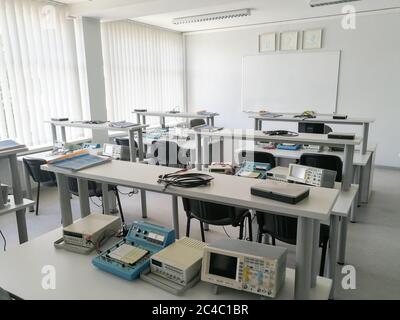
(251, 183, 310, 204)
(328, 132, 355, 140)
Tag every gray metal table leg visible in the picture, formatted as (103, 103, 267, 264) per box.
(129, 130, 137, 162)
(137, 128, 144, 162)
(295, 216, 314, 300)
(350, 188, 358, 223)
(172, 195, 179, 239)
(22, 161, 35, 212)
(51, 124, 57, 146)
(101, 184, 110, 214)
(311, 220, 321, 288)
(211, 117, 215, 126)
(361, 123, 369, 155)
(342, 145, 354, 191)
(9, 155, 28, 243)
(136, 114, 141, 124)
(160, 117, 166, 128)
(328, 215, 340, 299)
(56, 173, 73, 227)
(195, 133, 202, 171)
(61, 126, 67, 143)
(77, 178, 90, 218)
(338, 216, 349, 265)
(254, 118, 258, 130)
(140, 190, 147, 219)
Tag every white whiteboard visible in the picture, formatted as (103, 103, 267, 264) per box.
(242, 51, 341, 114)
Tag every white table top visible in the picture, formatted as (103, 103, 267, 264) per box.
(41, 161, 339, 221)
(45, 120, 148, 132)
(267, 167, 359, 217)
(237, 143, 372, 166)
(197, 129, 362, 147)
(0, 146, 28, 158)
(0, 228, 331, 300)
(248, 113, 375, 125)
(133, 111, 218, 119)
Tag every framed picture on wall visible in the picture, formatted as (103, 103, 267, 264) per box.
(259, 32, 276, 52)
(280, 31, 298, 51)
(303, 29, 323, 49)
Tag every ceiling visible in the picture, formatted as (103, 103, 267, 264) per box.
(63, 0, 400, 32)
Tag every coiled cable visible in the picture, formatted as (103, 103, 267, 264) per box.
(158, 169, 214, 191)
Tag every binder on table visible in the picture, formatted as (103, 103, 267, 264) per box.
(48, 150, 111, 171)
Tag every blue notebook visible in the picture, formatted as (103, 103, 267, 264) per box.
(50, 153, 111, 171)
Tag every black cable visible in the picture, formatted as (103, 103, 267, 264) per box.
(263, 130, 299, 137)
(222, 226, 231, 239)
(0, 229, 6, 251)
(157, 170, 214, 191)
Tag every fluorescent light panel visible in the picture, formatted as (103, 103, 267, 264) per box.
(172, 8, 251, 25)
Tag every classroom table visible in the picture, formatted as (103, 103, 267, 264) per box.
(248, 113, 374, 155)
(41, 161, 339, 300)
(0, 228, 332, 300)
(133, 111, 219, 128)
(235, 141, 374, 211)
(45, 120, 149, 218)
(193, 129, 361, 193)
(0, 146, 35, 244)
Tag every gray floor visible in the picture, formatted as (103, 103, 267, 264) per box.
(0, 167, 399, 299)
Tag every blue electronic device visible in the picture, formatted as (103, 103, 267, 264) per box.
(92, 221, 175, 281)
(235, 161, 271, 179)
(277, 143, 302, 151)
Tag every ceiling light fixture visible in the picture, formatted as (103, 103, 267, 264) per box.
(309, 0, 361, 7)
(172, 8, 251, 25)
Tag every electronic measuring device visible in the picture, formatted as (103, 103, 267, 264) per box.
(287, 163, 336, 188)
(141, 237, 206, 295)
(202, 239, 287, 298)
(92, 221, 175, 280)
(235, 161, 271, 179)
(102, 143, 130, 161)
(54, 214, 121, 254)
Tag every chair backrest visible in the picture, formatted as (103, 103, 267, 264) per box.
(23, 158, 56, 183)
(256, 212, 298, 245)
(300, 153, 343, 182)
(238, 150, 276, 168)
(182, 198, 245, 227)
(151, 140, 184, 167)
(190, 119, 206, 128)
(115, 137, 138, 148)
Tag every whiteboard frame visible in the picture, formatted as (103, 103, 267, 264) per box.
(241, 50, 341, 115)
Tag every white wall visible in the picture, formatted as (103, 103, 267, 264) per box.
(185, 11, 400, 167)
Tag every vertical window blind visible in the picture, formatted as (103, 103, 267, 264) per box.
(0, 0, 89, 147)
(101, 21, 185, 126)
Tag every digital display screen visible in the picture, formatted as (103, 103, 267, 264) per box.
(103, 144, 114, 156)
(209, 253, 238, 280)
(291, 166, 307, 180)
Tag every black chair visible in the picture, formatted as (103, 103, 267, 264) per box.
(256, 154, 343, 276)
(256, 213, 329, 276)
(150, 140, 188, 168)
(300, 153, 343, 182)
(23, 158, 57, 215)
(183, 198, 252, 242)
(238, 150, 276, 168)
(190, 119, 206, 128)
(67, 178, 125, 224)
(324, 125, 333, 134)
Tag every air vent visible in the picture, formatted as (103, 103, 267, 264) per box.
(178, 237, 207, 250)
(309, 0, 361, 7)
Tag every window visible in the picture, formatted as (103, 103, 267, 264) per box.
(101, 20, 185, 126)
(0, 0, 89, 148)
